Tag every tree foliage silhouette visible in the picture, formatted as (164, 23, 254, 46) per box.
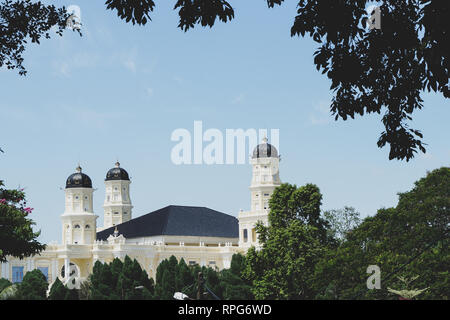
(313, 167, 450, 299)
(89, 256, 154, 300)
(0, 0, 448, 160)
(0, 0, 78, 75)
(0, 180, 45, 263)
(154, 255, 252, 299)
(15, 269, 48, 300)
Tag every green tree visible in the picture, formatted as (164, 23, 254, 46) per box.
(0, 278, 11, 292)
(175, 258, 194, 294)
(64, 286, 79, 300)
(323, 206, 361, 242)
(89, 256, 154, 300)
(0, 283, 18, 300)
(314, 167, 449, 299)
(154, 254, 253, 300)
(114, 0, 449, 160)
(265, 183, 330, 244)
(90, 260, 119, 300)
(2, 1, 447, 160)
(243, 183, 329, 299)
(48, 277, 68, 300)
(219, 254, 253, 300)
(78, 279, 92, 300)
(118, 256, 154, 299)
(0, 0, 77, 75)
(155, 255, 178, 299)
(0, 180, 46, 262)
(15, 269, 48, 300)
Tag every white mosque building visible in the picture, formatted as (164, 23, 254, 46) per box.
(0, 139, 281, 288)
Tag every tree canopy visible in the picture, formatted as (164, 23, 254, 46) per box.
(15, 268, 48, 300)
(0, 0, 77, 75)
(1, 1, 447, 160)
(0, 180, 45, 263)
(89, 256, 154, 300)
(323, 206, 361, 243)
(0, 1, 447, 160)
(243, 183, 331, 299)
(242, 168, 448, 300)
(0, 277, 12, 292)
(154, 254, 252, 300)
(313, 167, 449, 299)
(48, 277, 69, 300)
(0, 166, 447, 300)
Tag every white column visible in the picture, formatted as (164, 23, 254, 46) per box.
(52, 259, 57, 282)
(4, 262, 10, 280)
(64, 258, 70, 281)
(81, 225, 85, 245)
(1, 262, 4, 278)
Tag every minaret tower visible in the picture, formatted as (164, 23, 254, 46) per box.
(238, 137, 281, 249)
(101, 161, 132, 230)
(61, 165, 98, 245)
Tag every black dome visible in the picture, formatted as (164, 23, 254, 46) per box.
(66, 166, 92, 188)
(105, 162, 130, 181)
(252, 138, 278, 159)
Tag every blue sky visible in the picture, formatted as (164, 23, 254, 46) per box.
(1, 0, 449, 243)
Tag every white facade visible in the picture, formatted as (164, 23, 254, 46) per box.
(101, 162, 133, 230)
(239, 137, 281, 249)
(61, 166, 98, 246)
(2, 142, 281, 289)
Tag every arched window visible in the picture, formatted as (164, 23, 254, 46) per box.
(74, 224, 80, 229)
(85, 225, 90, 229)
(243, 229, 248, 242)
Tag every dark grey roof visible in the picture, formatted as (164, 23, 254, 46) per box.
(96, 205, 239, 241)
(105, 161, 130, 181)
(252, 141, 278, 159)
(66, 166, 92, 189)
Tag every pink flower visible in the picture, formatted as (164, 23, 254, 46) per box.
(0, 199, 6, 204)
(24, 207, 34, 214)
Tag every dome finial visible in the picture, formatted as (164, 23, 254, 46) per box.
(76, 164, 82, 173)
(262, 136, 268, 143)
(115, 161, 120, 168)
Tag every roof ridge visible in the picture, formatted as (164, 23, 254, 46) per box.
(166, 204, 206, 208)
